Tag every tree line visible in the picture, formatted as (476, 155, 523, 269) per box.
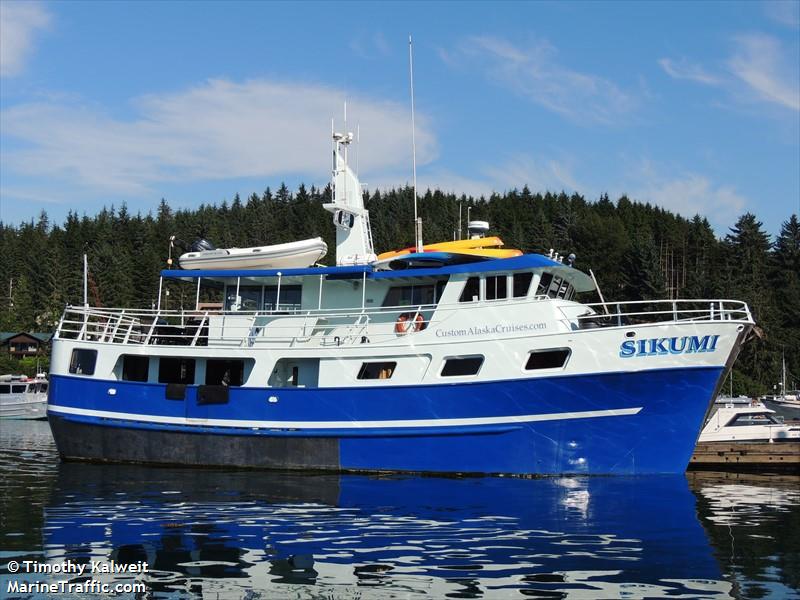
(1, 183, 797, 396)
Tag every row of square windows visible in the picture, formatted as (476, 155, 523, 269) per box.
(68, 348, 572, 386)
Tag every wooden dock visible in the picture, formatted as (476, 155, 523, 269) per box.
(689, 441, 799, 473)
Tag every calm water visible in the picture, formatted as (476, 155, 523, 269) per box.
(1, 420, 798, 599)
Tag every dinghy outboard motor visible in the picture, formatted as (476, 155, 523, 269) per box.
(191, 238, 217, 252)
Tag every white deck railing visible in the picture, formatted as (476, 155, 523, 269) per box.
(53, 298, 752, 348)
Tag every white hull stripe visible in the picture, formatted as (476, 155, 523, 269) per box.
(47, 405, 642, 429)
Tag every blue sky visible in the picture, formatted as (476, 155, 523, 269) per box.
(1, 1, 798, 236)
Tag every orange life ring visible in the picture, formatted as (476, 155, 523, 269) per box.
(395, 312, 425, 335)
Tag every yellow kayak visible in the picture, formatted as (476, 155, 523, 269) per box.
(377, 237, 507, 261)
(450, 248, 522, 259)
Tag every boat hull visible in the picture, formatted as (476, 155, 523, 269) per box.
(178, 238, 327, 270)
(1, 396, 47, 420)
(47, 366, 724, 474)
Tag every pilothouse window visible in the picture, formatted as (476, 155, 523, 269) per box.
(485, 276, 507, 301)
(536, 273, 553, 297)
(459, 278, 480, 302)
(513, 272, 533, 298)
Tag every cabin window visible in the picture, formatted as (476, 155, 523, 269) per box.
(357, 362, 397, 380)
(553, 279, 573, 300)
(536, 273, 553, 297)
(69, 349, 97, 375)
(436, 280, 447, 302)
(727, 413, 779, 426)
(12, 384, 26, 393)
(525, 349, 571, 370)
(459, 277, 480, 302)
(264, 285, 302, 312)
(383, 284, 435, 307)
(0, 385, 9, 394)
(513, 272, 533, 298)
(547, 276, 564, 298)
(441, 356, 484, 377)
(268, 358, 320, 388)
(485, 275, 508, 301)
(158, 357, 196, 385)
(206, 359, 246, 386)
(225, 286, 262, 311)
(122, 355, 149, 382)
(39, 383, 48, 393)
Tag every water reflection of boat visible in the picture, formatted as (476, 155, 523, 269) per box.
(33, 463, 733, 598)
(688, 471, 800, 598)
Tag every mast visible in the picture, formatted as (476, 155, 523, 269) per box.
(782, 349, 787, 399)
(323, 112, 376, 266)
(409, 35, 422, 252)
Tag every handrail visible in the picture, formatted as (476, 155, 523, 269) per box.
(54, 297, 753, 348)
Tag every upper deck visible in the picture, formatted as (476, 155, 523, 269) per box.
(54, 251, 752, 351)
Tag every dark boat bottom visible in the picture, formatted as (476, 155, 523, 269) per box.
(48, 416, 567, 478)
(49, 415, 341, 471)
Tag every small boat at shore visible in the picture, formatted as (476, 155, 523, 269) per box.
(175, 237, 327, 270)
(0, 374, 48, 420)
(699, 404, 800, 443)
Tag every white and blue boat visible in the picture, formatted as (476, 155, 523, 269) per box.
(46, 131, 755, 475)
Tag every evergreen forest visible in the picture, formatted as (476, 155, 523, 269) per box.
(1, 183, 798, 396)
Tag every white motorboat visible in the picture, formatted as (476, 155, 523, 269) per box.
(176, 237, 327, 270)
(699, 404, 800, 443)
(0, 374, 48, 420)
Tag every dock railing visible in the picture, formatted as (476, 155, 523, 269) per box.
(54, 298, 752, 348)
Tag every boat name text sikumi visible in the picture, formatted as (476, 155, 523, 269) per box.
(619, 335, 720, 358)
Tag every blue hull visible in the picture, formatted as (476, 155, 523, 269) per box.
(47, 367, 724, 474)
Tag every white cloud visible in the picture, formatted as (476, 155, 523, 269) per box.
(659, 34, 799, 113)
(349, 31, 392, 59)
(658, 58, 721, 85)
(764, 0, 800, 28)
(630, 161, 748, 226)
(481, 155, 583, 194)
(0, 78, 437, 197)
(374, 154, 582, 200)
(728, 33, 800, 111)
(0, 1, 51, 77)
(443, 36, 639, 125)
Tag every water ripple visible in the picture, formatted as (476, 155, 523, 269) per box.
(1, 421, 798, 599)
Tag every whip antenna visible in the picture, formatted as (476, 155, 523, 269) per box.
(409, 34, 422, 252)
